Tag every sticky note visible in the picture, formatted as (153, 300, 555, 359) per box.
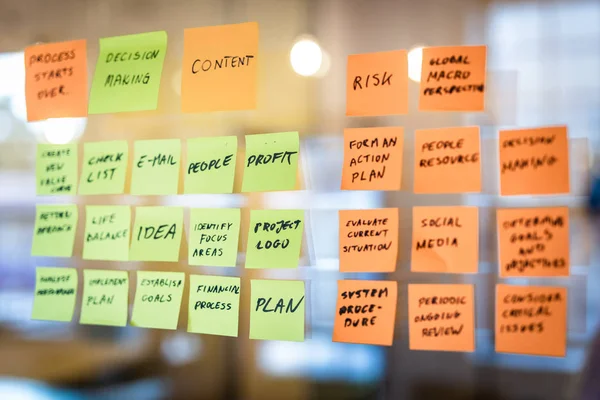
(332, 280, 398, 346)
(246, 209, 303, 269)
(189, 208, 241, 267)
(131, 271, 185, 330)
(339, 208, 398, 272)
(250, 279, 305, 342)
(88, 31, 167, 114)
(31, 267, 77, 322)
(341, 127, 404, 191)
(36, 143, 77, 195)
(419, 45, 487, 111)
(346, 50, 408, 116)
(497, 207, 569, 277)
(414, 126, 481, 193)
(131, 139, 181, 195)
(188, 275, 241, 337)
(182, 22, 258, 112)
(25, 39, 88, 121)
(79, 141, 129, 195)
(80, 269, 129, 327)
(496, 284, 567, 357)
(184, 136, 237, 194)
(411, 206, 479, 273)
(130, 206, 184, 262)
(83, 206, 131, 261)
(31, 204, 78, 257)
(499, 126, 570, 195)
(242, 132, 299, 192)
(408, 284, 475, 352)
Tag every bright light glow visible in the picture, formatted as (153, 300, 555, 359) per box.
(290, 39, 323, 77)
(408, 46, 424, 82)
(30, 118, 87, 144)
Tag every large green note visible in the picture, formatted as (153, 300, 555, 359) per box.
(184, 136, 237, 194)
(130, 206, 184, 262)
(31, 204, 78, 257)
(131, 271, 185, 330)
(188, 275, 241, 337)
(31, 267, 78, 322)
(36, 143, 78, 195)
(83, 205, 131, 261)
(130, 139, 181, 195)
(79, 140, 129, 195)
(189, 208, 241, 267)
(80, 269, 129, 327)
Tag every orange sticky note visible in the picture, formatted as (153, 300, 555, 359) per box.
(346, 50, 408, 116)
(496, 284, 567, 357)
(411, 206, 478, 273)
(414, 126, 481, 193)
(341, 127, 404, 191)
(182, 22, 258, 113)
(24, 40, 88, 121)
(408, 284, 475, 352)
(333, 280, 397, 346)
(499, 126, 570, 196)
(339, 208, 398, 272)
(419, 45, 487, 111)
(497, 207, 569, 277)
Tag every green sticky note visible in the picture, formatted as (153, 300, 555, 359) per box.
(131, 139, 181, 195)
(184, 136, 237, 194)
(36, 143, 78, 195)
(79, 141, 129, 195)
(83, 206, 131, 261)
(250, 279, 305, 342)
(245, 209, 304, 269)
(131, 271, 185, 330)
(188, 275, 241, 337)
(242, 132, 299, 192)
(31, 204, 78, 257)
(189, 208, 240, 267)
(80, 269, 129, 327)
(31, 267, 77, 322)
(88, 31, 167, 114)
(130, 206, 183, 262)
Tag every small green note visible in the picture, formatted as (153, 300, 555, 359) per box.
(189, 208, 240, 267)
(184, 136, 237, 194)
(130, 206, 184, 262)
(242, 132, 299, 192)
(31, 204, 78, 257)
(131, 271, 185, 330)
(80, 269, 129, 327)
(250, 279, 305, 342)
(188, 275, 241, 337)
(36, 143, 78, 195)
(31, 267, 77, 322)
(88, 31, 168, 114)
(245, 209, 304, 269)
(79, 141, 129, 195)
(83, 206, 131, 261)
(131, 139, 181, 195)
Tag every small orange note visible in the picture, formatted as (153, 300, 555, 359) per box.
(333, 280, 398, 346)
(497, 207, 569, 277)
(408, 284, 475, 352)
(411, 206, 478, 273)
(414, 126, 481, 193)
(182, 22, 258, 112)
(346, 50, 408, 116)
(499, 126, 570, 196)
(496, 284, 567, 357)
(341, 127, 404, 191)
(419, 45, 487, 111)
(25, 39, 88, 121)
(339, 208, 398, 272)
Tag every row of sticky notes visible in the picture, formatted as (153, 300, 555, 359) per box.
(36, 131, 299, 195)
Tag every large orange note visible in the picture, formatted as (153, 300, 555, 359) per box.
(408, 284, 475, 352)
(414, 126, 481, 193)
(182, 22, 258, 112)
(496, 284, 567, 357)
(25, 40, 88, 121)
(497, 207, 569, 277)
(346, 50, 408, 116)
(341, 127, 404, 191)
(499, 126, 570, 195)
(339, 208, 398, 272)
(333, 280, 397, 346)
(411, 206, 478, 273)
(419, 45, 487, 111)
